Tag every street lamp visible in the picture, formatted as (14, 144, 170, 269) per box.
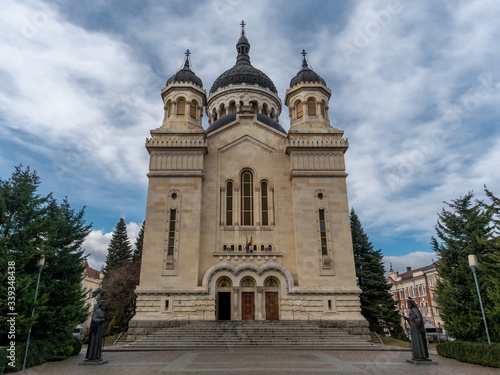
(22, 254, 45, 371)
(468, 254, 491, 345)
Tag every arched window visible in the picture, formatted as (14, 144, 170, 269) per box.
(226, 181, 233, 226)
(260, 245, 265, 251)
(190, 100, 197, 118)
(296, 101, 303, 119)
(262, 103, 268, 115)
(218, 277, 232, 288)
(212, 108, 217, 121)
(223, 245, 227, 251)
(250, 101, 258, 113)
(320, 101, 326, 117)
(241, 277, 255, 287)
(231, 244, 235, 251)
(229, 101, 236, 113)
(261, 181, 269, 226)
(307, 98, 316, 115)
(238, 244, 242, 251)
(253, 245, 257, 251)
(165, 100, 171, 118)
(220, 104, 226, 117)
(265, 277, 278, 288)
(268, 244, 272, 251)
(241, 170, 254, 225)
(177, 98, 185, 115)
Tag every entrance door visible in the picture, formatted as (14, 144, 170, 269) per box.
(241, 292, 255, 320)
(217, 292, 231, 320)
(265, 292, 279, 320)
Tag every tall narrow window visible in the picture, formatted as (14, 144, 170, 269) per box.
(296, 101, 303, 118)
(241, 170, 254, 225)
(190, 101, 197, 118)
(319, 209, 327, 256)
(177, 99, 185, 115)
(168, 209, 176, 256)
(226, 181, 233, 226)
(261, 181, 268, 226)
(307, 99, 316, 115)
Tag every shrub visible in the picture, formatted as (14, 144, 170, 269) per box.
(437, 341, 500, 368)
(70, 336, 82, 356)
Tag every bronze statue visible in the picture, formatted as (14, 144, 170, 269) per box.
(404, 298, 429, 361)
(85, 300, 106, 361)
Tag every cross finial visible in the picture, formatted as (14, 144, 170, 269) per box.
(240, 20, 246, 35)
(183, 49, 191, 69)
(301, 49, 308, 68)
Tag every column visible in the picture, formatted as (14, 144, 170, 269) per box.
(257, 287, 265, 320)
(232, 287, 240, 320)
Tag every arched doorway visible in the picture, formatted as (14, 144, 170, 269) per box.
(264, 276, 279, 320)
(216, 277, 232, 320)
(240, 276, 256, 320)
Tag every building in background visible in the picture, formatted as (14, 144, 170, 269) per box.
(386, 263, 445, 338)
(82, 260, 102, 312)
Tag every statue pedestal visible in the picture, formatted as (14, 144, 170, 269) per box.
(406, 359, 438, 366)
(79, 359, 109, 366)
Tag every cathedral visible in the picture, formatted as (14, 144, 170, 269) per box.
(129, 23, 367, 339)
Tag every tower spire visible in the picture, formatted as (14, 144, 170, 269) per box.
(236, 20, 250, 64)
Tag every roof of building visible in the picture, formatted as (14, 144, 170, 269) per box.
(206, 111, 286, 134)
(387, 262, 438, 283)
(289, 49, 326, 88)
(85, 263, 101, 280)
(166, 50, 203, 88)
(209, 22, 277, 94)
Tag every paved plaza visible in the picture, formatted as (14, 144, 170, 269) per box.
(20, 346, 498, 375)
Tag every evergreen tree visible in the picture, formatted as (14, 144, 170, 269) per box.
(132, 220, 145, 262)
(103, 218, 132, 278)
(0, 165, 91, 368)
(350, 208, 403, 336)
(432, 191, 498, 342)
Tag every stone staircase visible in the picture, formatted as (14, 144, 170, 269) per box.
(126, 320, 374, 348)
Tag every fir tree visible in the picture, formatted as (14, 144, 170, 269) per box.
(350, 208, 403, 336)
(0, 165, 91, 367)
(132, 220, 145, 262)
(103, 218, 132, 278)
(432, 191, 498, 342)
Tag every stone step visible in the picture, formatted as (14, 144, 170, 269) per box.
(126, 321, 373, 348)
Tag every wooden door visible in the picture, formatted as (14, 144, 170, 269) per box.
(265, 292, 279, 320)
(241, 292, 255, 320)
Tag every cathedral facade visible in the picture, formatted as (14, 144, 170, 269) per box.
(129, 24, 366, 338)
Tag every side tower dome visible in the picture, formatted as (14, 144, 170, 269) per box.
(285, 50, 331, 130)
(206, 21, 282, 126)
(160, 50, 207, 130)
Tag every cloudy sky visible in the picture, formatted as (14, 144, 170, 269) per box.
(1, 0, 499, 272)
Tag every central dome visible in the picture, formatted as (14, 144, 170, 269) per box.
(209, 23, 277, 94)
(210, 64, 277, 94)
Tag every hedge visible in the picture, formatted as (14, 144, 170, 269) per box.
(436, 341, 500, 368)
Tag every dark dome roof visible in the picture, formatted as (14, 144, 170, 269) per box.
(210, 64, 277, 94)
(166, 51, 203, 88)
(289, 50, 326, 87)
(206, 111, 286, 134)
(209, 23, 277, 94)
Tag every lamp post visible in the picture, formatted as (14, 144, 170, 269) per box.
(468, 254, 491, 345)
(22, 254, 45, 371)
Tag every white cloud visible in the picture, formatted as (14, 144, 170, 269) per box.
(383, 251, 437, 274)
